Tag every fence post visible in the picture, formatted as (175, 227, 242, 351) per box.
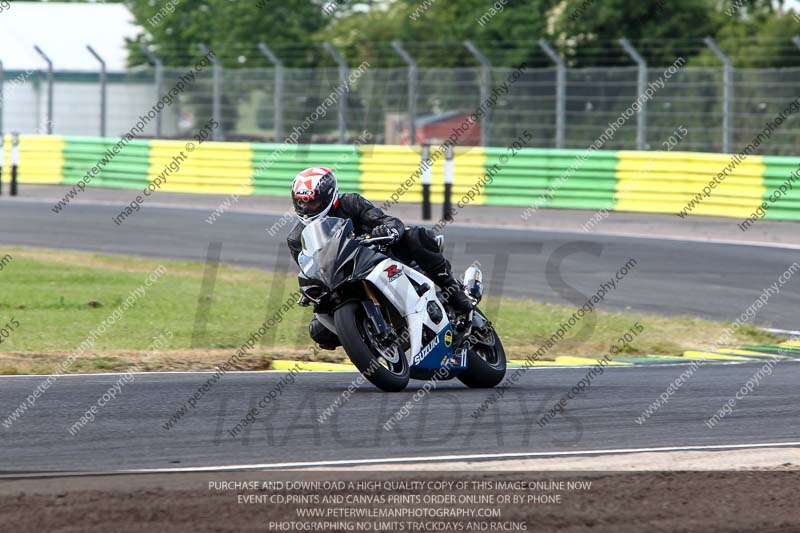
(198, 43, 222, 141)
(537, 39, 565, 149)
(140, 44, 164, 138)
(86, 45, 107, 137)
(792, 35, 800, 51)
(323, 42, 349, 144)
(704, 37, 733, 154)
(258, 43, 284, 143)
(391, 41, 417, 146)
(619, 38, 647, 150)
(33, 46, 54, 135)
(464, 40, 491, 147)
(421, 144, 431, 220)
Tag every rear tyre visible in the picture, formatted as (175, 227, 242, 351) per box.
(334, 301, 409, 392)
(457, 313, 506, 388)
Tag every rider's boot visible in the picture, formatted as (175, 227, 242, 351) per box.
(309, 316, 341, 350)
(402, 227, 474, 314)
(433, 267, 474, 315)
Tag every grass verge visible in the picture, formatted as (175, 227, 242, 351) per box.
(0, 247, 778, 374)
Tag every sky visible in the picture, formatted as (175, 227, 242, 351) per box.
(0, 2, 137, 71)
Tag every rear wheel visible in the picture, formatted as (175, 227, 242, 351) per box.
(457, 312, 506, 388)
(334, 301, 409, 392)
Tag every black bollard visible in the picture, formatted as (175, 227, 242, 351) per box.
(443, 143, 454, 221)
(10, 132, 19, 196)
(420, 144, 431, 220)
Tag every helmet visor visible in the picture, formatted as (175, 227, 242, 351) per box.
(293, 195, 326, 216)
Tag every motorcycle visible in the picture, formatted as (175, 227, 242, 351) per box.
(297, 217, 506, 392)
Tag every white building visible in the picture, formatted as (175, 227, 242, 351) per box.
(0, 2, 180, 137)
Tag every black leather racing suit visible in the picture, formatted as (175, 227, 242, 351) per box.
(287, 193, 461, 349)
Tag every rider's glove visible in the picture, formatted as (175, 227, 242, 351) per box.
(371, 225, 401, 243)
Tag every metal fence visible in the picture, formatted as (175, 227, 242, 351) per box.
(2, 55, 800, 155)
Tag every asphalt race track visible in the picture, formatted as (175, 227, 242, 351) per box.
(1, 199, 799, 329)
(1, 195, 799, 475)
(1, 362, 798, 473)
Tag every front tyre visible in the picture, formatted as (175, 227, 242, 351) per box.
(457, 313, 506, 388)
(334, 301, 410, 392)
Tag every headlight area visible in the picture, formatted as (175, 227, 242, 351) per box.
(300, 285, 327, 303)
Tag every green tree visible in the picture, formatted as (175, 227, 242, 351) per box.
(318, 0, 554, 67)
(553, 0, 718, 66)
(125, 0, 327, 67)
(704, 4, 800, 67)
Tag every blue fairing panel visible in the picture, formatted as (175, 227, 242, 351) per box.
(412, 327, 466, 370)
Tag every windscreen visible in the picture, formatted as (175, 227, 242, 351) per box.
(298, 217, 347, 277)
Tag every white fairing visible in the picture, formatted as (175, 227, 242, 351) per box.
(366, 258, 449, 364)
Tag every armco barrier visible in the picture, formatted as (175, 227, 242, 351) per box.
(149, 140, 251, 195)
(617, 150, 766, 218)
(359, 145, 487, 205)
(63, 137, 150, 190)
(2, 135, 65, 185)
(4, 135, 800, 222)
(252, 143, 362, 196)
(483, 148, 618, 211)
(762, 156, 800, 220)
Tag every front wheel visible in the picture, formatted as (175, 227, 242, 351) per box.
(334, 301, 409, 392)
(457, 312, 506, 388)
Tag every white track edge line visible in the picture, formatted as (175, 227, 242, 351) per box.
(2, 441, 799, 478)
(2, 359, 791, 379)
(764, 327, 800, 336)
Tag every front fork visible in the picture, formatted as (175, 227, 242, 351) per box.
(362, 281, 395, 343)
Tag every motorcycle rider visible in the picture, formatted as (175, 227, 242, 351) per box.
(287, 166, 474, 350)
